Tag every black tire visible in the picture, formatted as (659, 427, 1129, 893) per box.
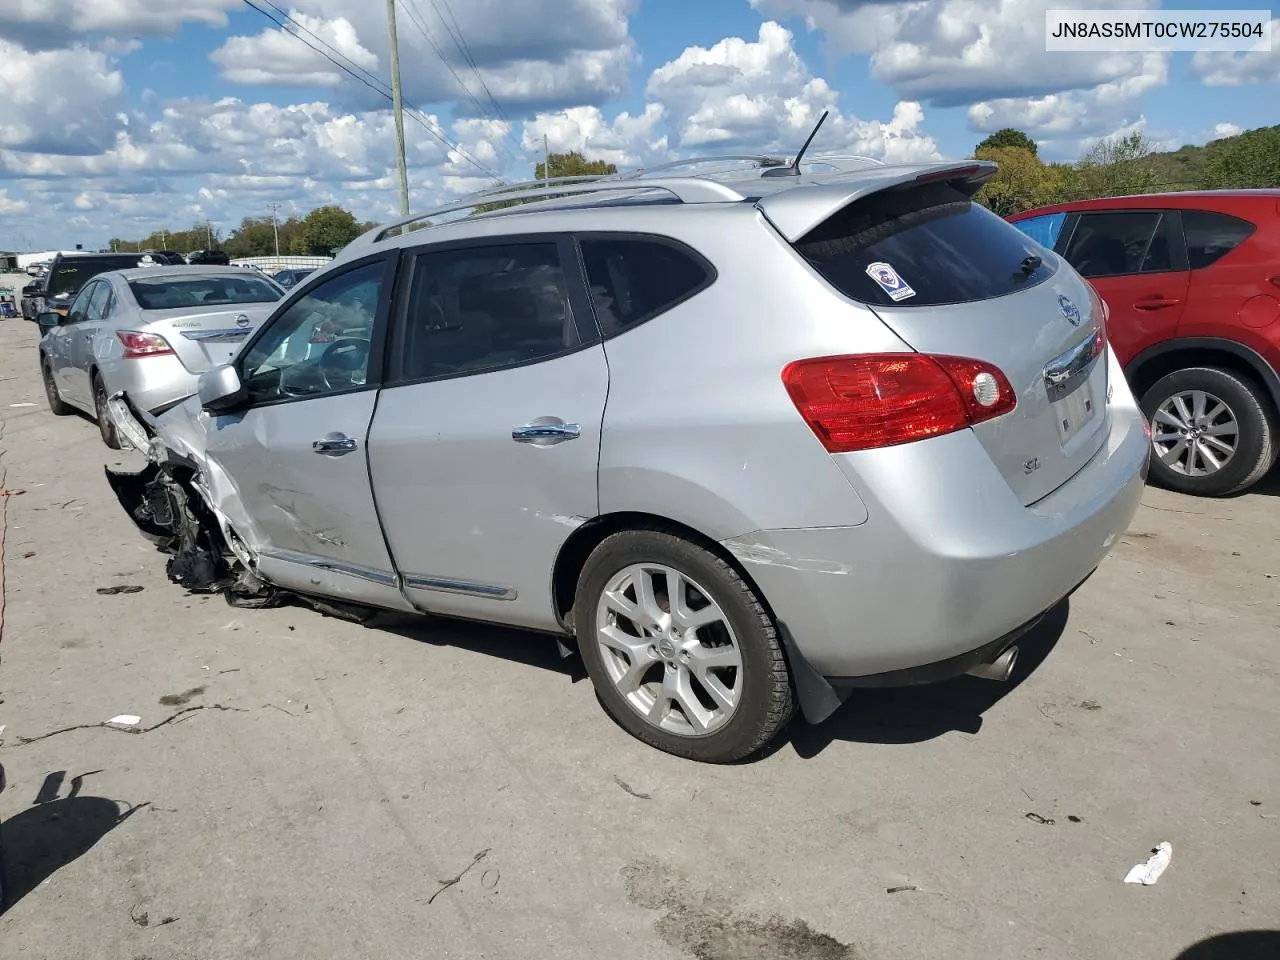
(574, 528, 795, 763)
(92, 372, 122, 449)
(40, 357, 73, 416)
(1140, 366, 1276, 497)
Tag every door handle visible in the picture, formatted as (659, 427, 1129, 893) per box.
(312, 433, 359, 456)
(512, 420, 581, 445)
(1134, 297, 1181, 310)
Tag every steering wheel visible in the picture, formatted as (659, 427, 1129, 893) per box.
(319, 338, 371, 392)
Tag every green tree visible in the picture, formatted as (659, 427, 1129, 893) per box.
(295, 205, 361, 256)
(1199, 125, 1280, 189)
(1071, 131, 1161, 199)
(475, 152, 620, 214)
(973, 146, 1061, 216)
(223, 217, 279, 258)
(975, 128, 1038, 157)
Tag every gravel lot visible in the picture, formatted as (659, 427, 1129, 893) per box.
(1, 316, 1278, 959)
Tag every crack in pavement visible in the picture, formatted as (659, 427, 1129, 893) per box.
(3, 703, 250, 747)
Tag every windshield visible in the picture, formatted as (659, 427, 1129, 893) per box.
(47, 257, 143, 298)
(128, 275, 283, 310)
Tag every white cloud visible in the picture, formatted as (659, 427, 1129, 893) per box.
(0, 39, 125, 153)
(0, 189, 29, 214)
(1212, 122, 1242, 140)
(0, 0, 238, 49)
(750, 0, 1167, 107)
(209, 0, 638, 110)
(210, 12, 379, 87)
(1192, 20, 1280, 85)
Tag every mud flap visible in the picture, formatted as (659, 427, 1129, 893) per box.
(777, 623, 850, 725)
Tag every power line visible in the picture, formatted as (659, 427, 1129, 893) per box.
(239, 0, 502, 182)
(432, 0, 511, 128)
(396, 0, 524, 163)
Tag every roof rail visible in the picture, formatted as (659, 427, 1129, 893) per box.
(618, 155, 788, 179)
(801, 154, 887, 171)
(342, 176, 749, 251)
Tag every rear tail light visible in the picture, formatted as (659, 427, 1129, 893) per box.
(781, 353, 1017, 453)
(117, 330, 174, 358)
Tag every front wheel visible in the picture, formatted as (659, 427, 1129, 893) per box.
(92, 373, 122, 450)
(574, 529, 795, 763)
(1140, 366, 1276, 497)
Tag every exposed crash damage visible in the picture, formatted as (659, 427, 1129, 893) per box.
(104, 394, 375, 621)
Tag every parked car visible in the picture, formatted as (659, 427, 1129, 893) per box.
(186, 249, 232, 266)
(105, 157, 1149, 763)
(140, 250, 186, 266)
(37, 266, 285, 448)
(1009, 191, 1280, 497)
(20, 277, 46, 320)
(272, 268, 315, 289)
(30, 252, 148, 321)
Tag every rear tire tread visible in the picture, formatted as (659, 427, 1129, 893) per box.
(92, 373, 123, 450)
(41, 357, 73, 416)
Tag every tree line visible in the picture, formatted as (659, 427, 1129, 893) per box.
(109, 204, 373, 259)
(970, 124, 1280, 217)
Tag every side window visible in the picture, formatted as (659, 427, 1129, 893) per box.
(1183, 210, 1256, 270)
(239, 259, 387, 405)
(86, 281, 112, 321)
(579, 237, 712, 337)
(1138, 213, 1178, 274)
(1012, 212, 1067, 252)
(65, 281, 99, 324)
(1064, 212, 1163, 278)
(400, 242, 580, 382)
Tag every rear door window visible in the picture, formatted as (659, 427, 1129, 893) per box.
(794, 182, 1055, 308)
(1062, 212, 1184, 278)
(1182, 210, 1256, 269)
(578, 236, 714, 337)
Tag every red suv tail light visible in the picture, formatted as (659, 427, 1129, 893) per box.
(781, 353, 1017, 453)
(117, 330, 174, 358)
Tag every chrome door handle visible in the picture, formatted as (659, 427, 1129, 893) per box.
(313, 433, 359, 456)
(512, 421, 581, 445)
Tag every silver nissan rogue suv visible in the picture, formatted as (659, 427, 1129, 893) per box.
(107, 152, 1151, 763)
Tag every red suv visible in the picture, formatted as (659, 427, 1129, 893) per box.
(1010, 191, 1280, 497)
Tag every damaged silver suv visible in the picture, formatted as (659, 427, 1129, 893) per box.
(107, 149, 1150, 763)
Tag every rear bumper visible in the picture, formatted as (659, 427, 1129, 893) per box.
(100, 356, 197, 416)
(722, 398, 1150, 680)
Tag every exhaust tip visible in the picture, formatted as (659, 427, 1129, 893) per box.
(965, 645, 1019, 682)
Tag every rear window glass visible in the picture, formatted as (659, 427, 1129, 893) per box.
(1182, 210, 1256, 270)
(1063, 212, 1180, 278)
(129, 275, 282, 310)
(579, 237, 713, 337)
(795, 182, 1054, 308)
(47, 257, 143, 297)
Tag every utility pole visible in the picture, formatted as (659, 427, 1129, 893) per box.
(386, 0, 410, 216)
(267, 202, 281, 256)
(206, 220, 214, 248)
(543, 134, 550, 186)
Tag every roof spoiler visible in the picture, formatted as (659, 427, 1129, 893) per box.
(756, 161, 997, 243)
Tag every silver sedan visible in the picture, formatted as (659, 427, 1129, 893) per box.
(38, 266, 285, 448)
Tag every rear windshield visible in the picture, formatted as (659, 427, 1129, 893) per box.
(47, 257, 143, 297)
(129, 275, 282, 310)
(795, 182, 1056, 308)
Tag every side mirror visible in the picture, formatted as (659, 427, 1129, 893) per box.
(198, 364, 246, 413)
(36, 312, 62, 330)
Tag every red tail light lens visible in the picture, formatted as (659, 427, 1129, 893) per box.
(117, 330, 174, 358)
(781, 353, 1017, 453)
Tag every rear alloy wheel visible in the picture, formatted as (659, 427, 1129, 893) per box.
(41, 359, 73, 416)
(575, 529, 795, 763)
(92, 373, 122, 450)
(1141, 366, 1276, 497)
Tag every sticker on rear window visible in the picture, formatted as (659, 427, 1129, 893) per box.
(865, 261, 916, 302)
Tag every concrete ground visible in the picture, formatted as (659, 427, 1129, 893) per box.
(1, 316, 1277, 960)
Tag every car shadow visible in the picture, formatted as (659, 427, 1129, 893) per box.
(376, 599, 1067, 763)
(781, 598, 1069, 760)
(0, 770, 147, 915)
(1171, 931, 1280, 959)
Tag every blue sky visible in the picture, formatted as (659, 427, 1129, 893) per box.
(0, 0, 1275, 250)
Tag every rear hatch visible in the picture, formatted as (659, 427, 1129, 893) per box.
(142, 304, 274, 372)
(764, 166, 1109, 506)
